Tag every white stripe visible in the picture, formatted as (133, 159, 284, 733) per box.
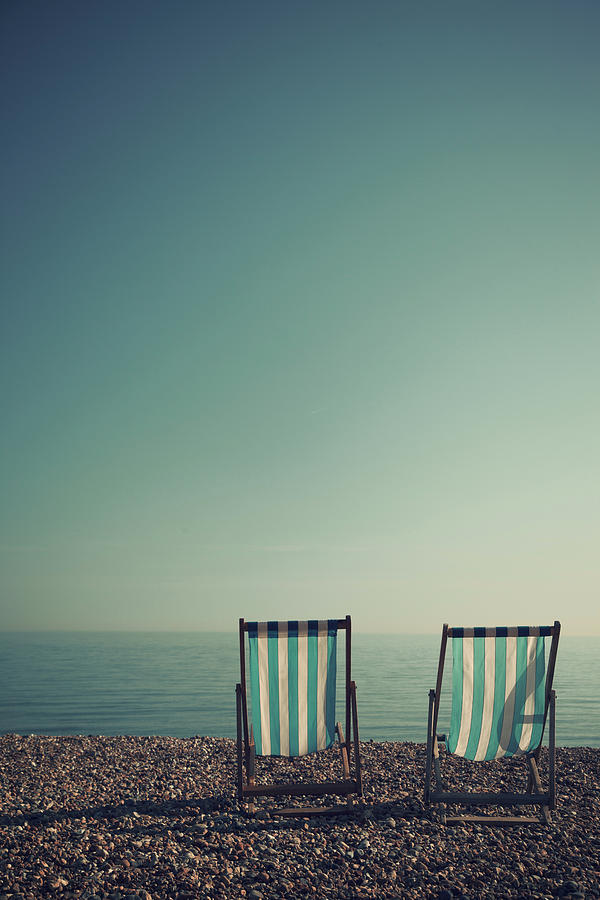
(317, 620, 328, 750)
(474, 635, 496, 760)
(297, 621, 308, 755)
(257, 622, 271, 756)
(278, 622, 289, 757)
(454, 636, 474, 757)
(497, 635, 517, 758)
(517, 636, 538, 754)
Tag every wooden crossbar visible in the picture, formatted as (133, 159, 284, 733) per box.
(429, 791, 549, 805)
(445, 814, 542, 825)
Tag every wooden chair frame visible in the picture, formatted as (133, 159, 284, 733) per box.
(236, 615, 362, 816)
(425, 621, 560, 825)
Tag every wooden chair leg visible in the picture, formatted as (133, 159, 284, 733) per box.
(351, 681, 362, 796)
(236, 684, 243, 801)
(336, 723, 350, 776)
(433, 735, 447, 823)
(336, 723, 354, 807)
(527, 755, 550, 825)
(425, 690, 434, 805)
(247, 726, 256, 813)
(549, 690, 556, 809)
(433, 738, 444, 792)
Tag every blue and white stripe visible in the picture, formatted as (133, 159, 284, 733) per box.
(447, 627, 547, 761)
(248, 620, 337, 757)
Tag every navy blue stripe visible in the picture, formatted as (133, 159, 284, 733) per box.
(248, 622, 258, 639)
(288, 620, 298, 638)
(328, 619, 338, 637)
(268, 621, 278, 639)
(308, 620, 319, 637)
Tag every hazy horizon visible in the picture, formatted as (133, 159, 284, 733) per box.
(1, 624, 593, 638)
(2, 2, 600, 636)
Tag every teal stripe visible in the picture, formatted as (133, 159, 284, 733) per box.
(267, 624, 280, 755)
(485, 636, 507, 760)
(528, 637, 546, 752)
(307, 621, 318, 753)
(448, 637, 463, 754)
(464, 636, 486, 760)
(248, 629, 262, 755)
(288, 624, 299, 756)
(325, 625, 337, 747)
(506, 636, 528, 755)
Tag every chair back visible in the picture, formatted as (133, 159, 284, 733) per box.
(446, 625, 559, 761)
(247, 620, 338, 757)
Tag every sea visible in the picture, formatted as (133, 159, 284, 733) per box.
(0, 632, 598, 746)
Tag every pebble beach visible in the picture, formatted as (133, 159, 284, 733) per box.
(1, 734, 598, 899)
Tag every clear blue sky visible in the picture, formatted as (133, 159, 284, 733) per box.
(2, 1, 599, 633)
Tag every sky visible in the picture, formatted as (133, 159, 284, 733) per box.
(1, 1, 599, 634)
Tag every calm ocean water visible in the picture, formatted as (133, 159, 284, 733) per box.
(0, 632, 598, 746)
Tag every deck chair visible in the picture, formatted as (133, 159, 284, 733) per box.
(235, 616, 362, 816)
(425, 622, 560, 824)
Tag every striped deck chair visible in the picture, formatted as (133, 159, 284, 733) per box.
(235, 616, 362, 815)
(425, 622, 560, 824)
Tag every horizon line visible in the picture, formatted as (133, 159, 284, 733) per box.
(1, 627, 597, 637)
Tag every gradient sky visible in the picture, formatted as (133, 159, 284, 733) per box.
(2, 1, 599, 633)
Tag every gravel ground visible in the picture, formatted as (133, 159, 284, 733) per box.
(0, 735, 598, 899)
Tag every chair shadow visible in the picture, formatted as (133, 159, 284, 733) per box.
(488, 645, 547, 757)
(0, 791, 427, 832)
(0, 794, 228, 829)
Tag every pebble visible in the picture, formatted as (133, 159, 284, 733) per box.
(0, 735, 598, 898)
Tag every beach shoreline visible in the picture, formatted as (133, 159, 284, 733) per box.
(1, 734, 598, 898)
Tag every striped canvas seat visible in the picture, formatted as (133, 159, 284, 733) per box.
(447, 626, 551, 761)
(247, 620, 338, 757)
